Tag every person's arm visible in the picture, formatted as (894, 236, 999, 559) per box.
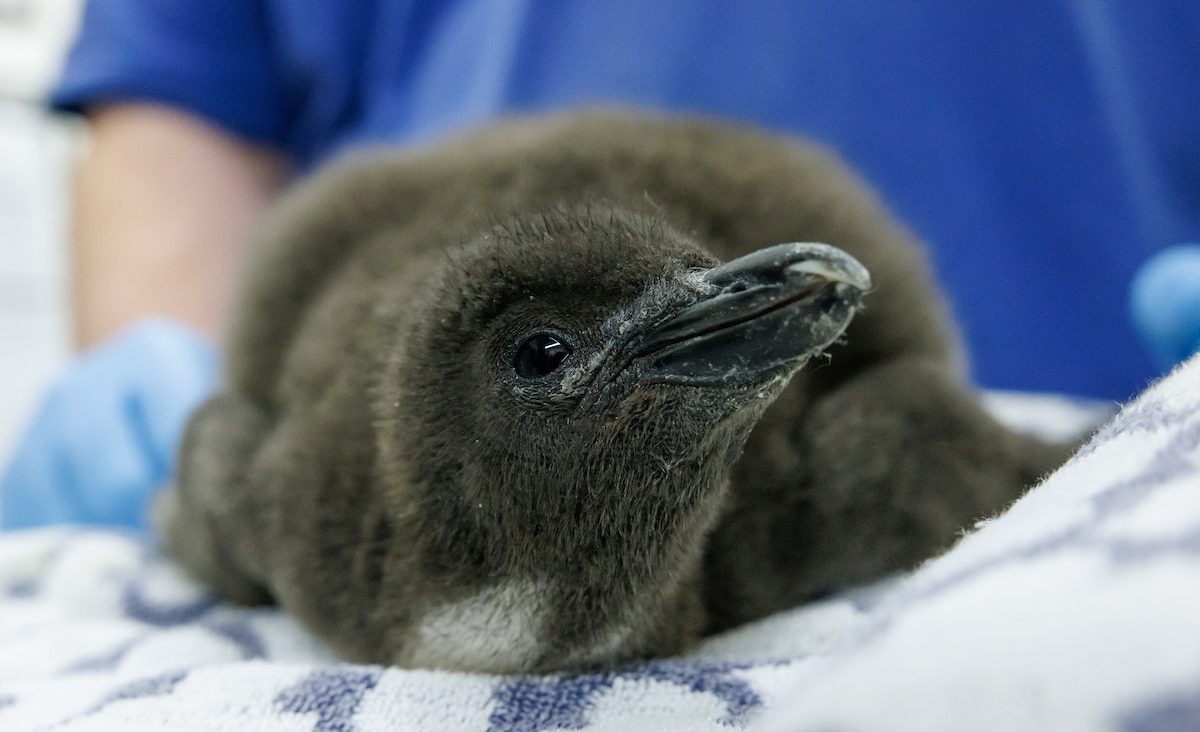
(0, 104, 288, 530)
(72, 103, 288, 347)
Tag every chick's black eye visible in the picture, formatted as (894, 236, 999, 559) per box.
(514, 333, 573, 379)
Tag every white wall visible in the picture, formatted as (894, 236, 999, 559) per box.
(0, 0, 83, 462)
(0, 0, 83, 99)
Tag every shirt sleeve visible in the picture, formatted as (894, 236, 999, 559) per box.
(50, 0, 289, 148)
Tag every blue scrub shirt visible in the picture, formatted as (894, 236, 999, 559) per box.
(51, 1, 1200, 399)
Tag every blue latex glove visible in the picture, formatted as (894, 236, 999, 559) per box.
(1, 319, 217, 530)
(1131, 245, 1200, 373)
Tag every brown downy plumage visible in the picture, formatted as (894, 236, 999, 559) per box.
(157, 111, 1073, 674)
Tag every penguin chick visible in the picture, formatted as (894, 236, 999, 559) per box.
(158, 111, 1073, 674)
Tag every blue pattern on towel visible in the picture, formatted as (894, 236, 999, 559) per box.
(277, 669, 382, 732)
(1120, 682, 1200, 732)
(80, 670, 188, 721)
(487, 660, 762, 731)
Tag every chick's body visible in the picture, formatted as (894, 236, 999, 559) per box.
(161, 112, 1069, 673)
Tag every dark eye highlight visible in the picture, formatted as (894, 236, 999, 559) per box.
(514, 333, 573, 379)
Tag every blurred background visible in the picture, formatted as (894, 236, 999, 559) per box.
(0, 0, 81, 462)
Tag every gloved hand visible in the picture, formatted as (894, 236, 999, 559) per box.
(1131, 244, 1200, 373)
(1, 319, 217, 530)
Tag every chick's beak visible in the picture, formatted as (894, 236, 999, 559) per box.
(634, 242, 871, 384)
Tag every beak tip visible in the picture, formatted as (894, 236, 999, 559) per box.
(781, 243, 872, 292)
